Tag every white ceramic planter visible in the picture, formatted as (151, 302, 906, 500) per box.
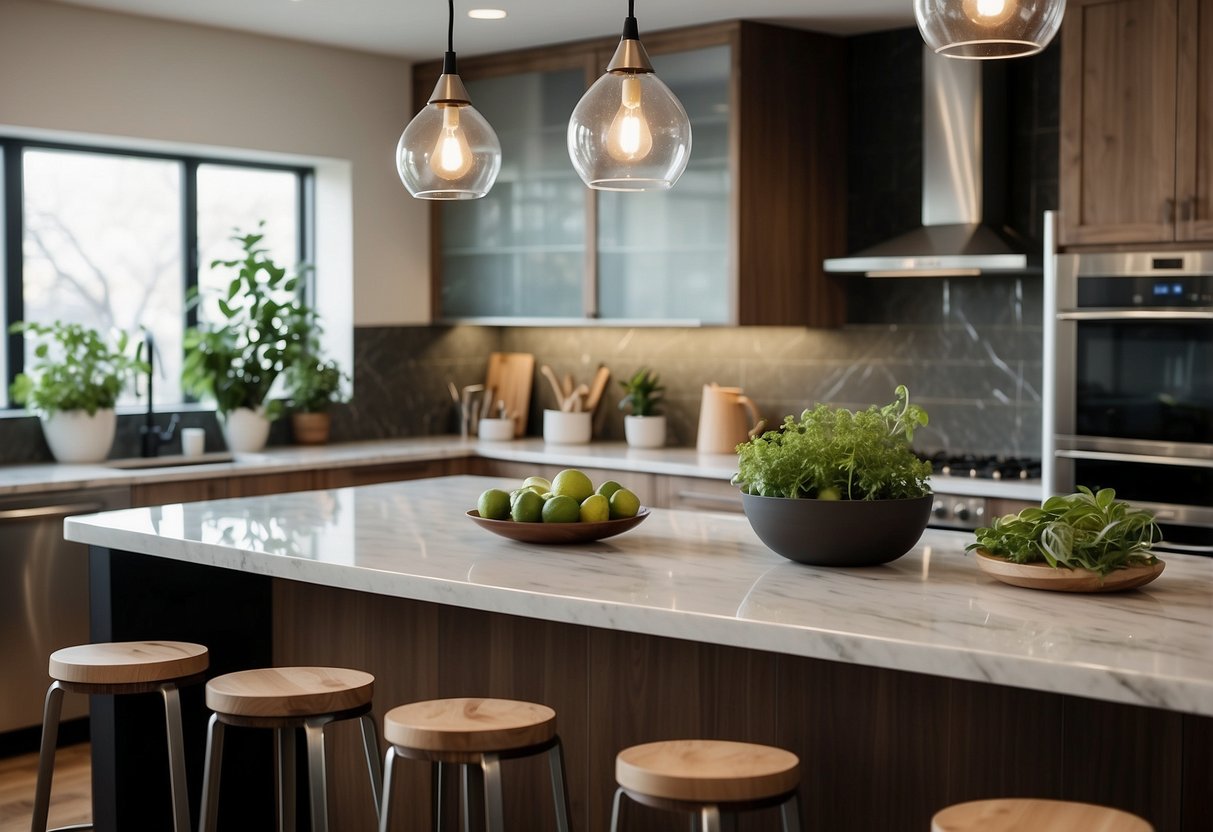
(222, 406, 271, 453)
(624, 414, 666, 449)
(543, 409, 592, 445)
(41, 409, 117, 463)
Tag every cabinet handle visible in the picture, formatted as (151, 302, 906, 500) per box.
(1165, 198, 1176, 223)
(0, 502, 105, 523)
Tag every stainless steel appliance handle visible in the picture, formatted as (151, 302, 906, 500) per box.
(1056, 309, 1213, 321)
(0, 503, 105, 523)
(1154, 541, 1213, 554)
(1054, 449, 1213, 469)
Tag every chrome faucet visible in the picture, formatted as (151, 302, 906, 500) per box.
(140, 330, 179, 457)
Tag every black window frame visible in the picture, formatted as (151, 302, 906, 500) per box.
(0, 136, 314, 409)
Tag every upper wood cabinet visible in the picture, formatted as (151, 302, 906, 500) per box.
(413, 21, 847, 327)
(1060, 0, 1213, 245)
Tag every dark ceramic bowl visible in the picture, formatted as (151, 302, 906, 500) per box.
(741, 492, 933, 566)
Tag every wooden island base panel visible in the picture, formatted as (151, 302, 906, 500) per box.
(67, 476, 1213, 832)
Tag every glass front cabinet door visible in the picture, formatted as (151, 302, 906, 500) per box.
(417, 22, 846, 327)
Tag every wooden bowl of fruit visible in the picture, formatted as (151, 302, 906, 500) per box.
(469, 469, 649, 545)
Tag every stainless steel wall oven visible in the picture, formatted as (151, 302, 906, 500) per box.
(1049, 251, 1213, 555)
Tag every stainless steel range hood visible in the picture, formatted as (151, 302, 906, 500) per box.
(824, 48, 1037, 277)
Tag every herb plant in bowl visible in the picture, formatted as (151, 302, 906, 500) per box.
(618, 367, 666, 449)
(286, 354, 349, 445)
(968, 487, 1164, 592)
(9, 321, 147, 463)
(732, 386, 934, 566)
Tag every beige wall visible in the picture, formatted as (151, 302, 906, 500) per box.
(0, 0, 430, 329)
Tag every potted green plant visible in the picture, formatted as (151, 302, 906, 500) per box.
(731, 386, 934, 566)
(9, 321, 147, 463)
(286, 353, 349, 445)
(182, 225, 311, 453)
(618, 367, 665, 448)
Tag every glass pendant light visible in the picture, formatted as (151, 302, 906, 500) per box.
(396, 0, 501, 199)
(915, 0, 1065, 59)
(567, 0, 692, 191)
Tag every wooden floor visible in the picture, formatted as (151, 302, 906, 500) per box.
(0, 744, 91, 832)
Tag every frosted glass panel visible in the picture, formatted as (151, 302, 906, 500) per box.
(598, 45, 731, 322)
(441, 69, 587, 318)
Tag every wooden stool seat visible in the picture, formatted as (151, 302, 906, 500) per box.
(49, 641, 208, 686)
(616, 739, 800, 804)
(205, 666, 374, 719)
(932, 799, 1154, 832)
(378, 697, 573, 832)
(383, 697, 556, 754)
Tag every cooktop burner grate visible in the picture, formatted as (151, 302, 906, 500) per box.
(923, 452, 1042, 481)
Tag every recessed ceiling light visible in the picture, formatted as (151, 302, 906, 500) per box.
(467, 9, 507, 19)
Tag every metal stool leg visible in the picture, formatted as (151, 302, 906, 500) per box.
(699, 806, 722, 832)
(481, 755, 504, 832)
(608, 786, 627, 832)
(461, 763, 484, 832)
(779, 794, 802, 832)
(30, 682, 65, 832)
(378, 748, 398, 832)
(199, 714, 225, 832)
(546, 739, 573, 832)
(276, 728, 297, 832)
(160, 684, 191, 832)
(303, 719, 330, 832)
(359, 713, 383, 821)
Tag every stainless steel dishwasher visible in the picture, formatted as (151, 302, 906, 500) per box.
(0, 487, 129, 733)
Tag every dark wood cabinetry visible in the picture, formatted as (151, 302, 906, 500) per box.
(1060, 0, 1213, 245)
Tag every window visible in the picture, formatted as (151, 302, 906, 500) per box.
(0, 139, 310, 408)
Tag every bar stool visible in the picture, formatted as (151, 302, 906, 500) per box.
(610, 739, 802, 832)
(932, 798, 1153, 831)
(199, 666, 381, 832)
(31, 640, 209, 832)
(378, 697, 573, 832)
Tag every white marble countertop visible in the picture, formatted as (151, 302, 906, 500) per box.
(65, 475, 1212, 717)
(0, 436, 1044, 501)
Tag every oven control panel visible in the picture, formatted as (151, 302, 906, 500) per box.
(929, 496, 988, 531)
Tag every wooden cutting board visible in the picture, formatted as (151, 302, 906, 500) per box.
(485, 352, 534, 438)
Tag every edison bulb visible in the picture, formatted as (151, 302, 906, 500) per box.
(963, 0, 1016, 26)
(606, 76, 653, 162)
(430, 105, 474, 180)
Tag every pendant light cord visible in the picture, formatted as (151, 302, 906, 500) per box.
(622, 0, 638, 40)
(443, 0, 457, 74)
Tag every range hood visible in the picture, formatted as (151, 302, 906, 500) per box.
(824, 48, 1037, 277)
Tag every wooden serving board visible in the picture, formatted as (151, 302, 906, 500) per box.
(485, 352, 534, 438)
(975, 550, 1165, 593)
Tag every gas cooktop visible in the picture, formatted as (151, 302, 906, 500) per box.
(923, 452, 1042, 481)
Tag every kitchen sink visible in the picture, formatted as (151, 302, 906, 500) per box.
(106, 452, 236, 470)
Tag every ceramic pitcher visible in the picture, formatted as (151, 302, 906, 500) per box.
(696, 383, 765, 454)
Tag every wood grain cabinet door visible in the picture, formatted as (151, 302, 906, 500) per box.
(1060, 0, 1181, 245)
(1175, 0, 1213, 240)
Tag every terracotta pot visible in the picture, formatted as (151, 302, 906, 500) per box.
(291, 412, 332, 445)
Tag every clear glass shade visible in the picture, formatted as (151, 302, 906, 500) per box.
(915, 0, 1066, 59)
(567, 71, 692, 191)
(396, 101, 502, 200)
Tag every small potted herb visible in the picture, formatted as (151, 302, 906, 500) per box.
(618, 367, 665, 448)
(181, 224, 311, 452)
(732, 386, 934, 566)
(9, 321, 147, 463)
(286, 354, 349, 445)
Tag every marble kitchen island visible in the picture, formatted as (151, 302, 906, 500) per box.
(66, 476, 1212, 831)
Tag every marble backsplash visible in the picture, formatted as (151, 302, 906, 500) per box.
(0, 275, 1042, 465)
